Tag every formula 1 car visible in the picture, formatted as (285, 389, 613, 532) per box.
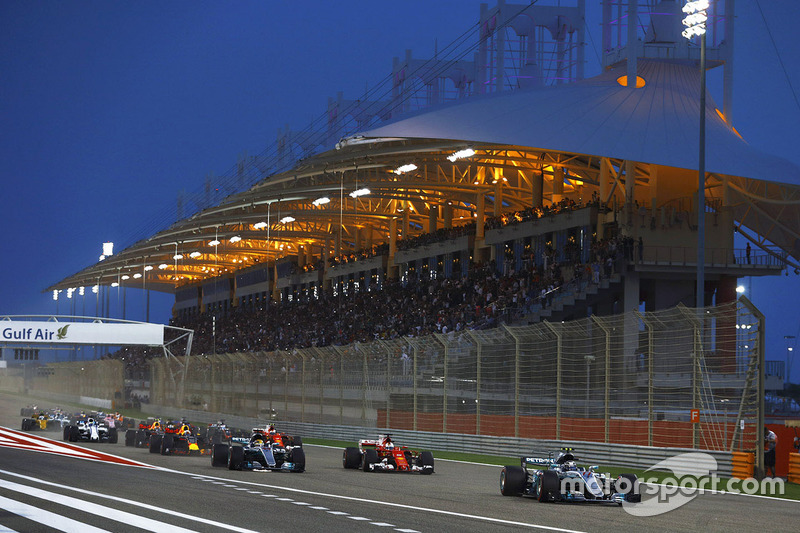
(342, 435, 434, 474)
(211, 425, 305, 472)
(125, 417, 165, 448)
(500, 448, 640, 504)
(148, 419, 213, 456)
(62, 417, 118, 443)
(21, 408, 68, 432)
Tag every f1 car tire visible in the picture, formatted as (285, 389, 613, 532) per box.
(108, 428, 118, 444)
(68, 425, 79, 442)
(149, 434, 163, 454)
(21, 418, 31, 431)
(417, 451, 434, 474)
(228, 445, 244, 470)
(617, 474, 641, 503)
(125, 429, 136, 447)
(211, 443, 230, 467)
(161, 434, 174, 455)
(292, 436, 303, 447)
(343, 447, 361, 469)
(500, 466, 526, 496)
(290, 447, 306, 472)
(537, 470, 560, 502)
(63, 425, 71, 441)
(362, 448, 379, 472)
(135, 429, 146, 448)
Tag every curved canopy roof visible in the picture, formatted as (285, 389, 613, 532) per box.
(361, 60, 800, 185)
(47, 59, 800, 295)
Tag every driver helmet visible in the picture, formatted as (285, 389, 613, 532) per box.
(87, 418, 96, 425)
(564, 461, 578, 471)
(267, 425, 276, 434)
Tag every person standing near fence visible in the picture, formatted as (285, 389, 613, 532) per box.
(765, 426, 777, 477)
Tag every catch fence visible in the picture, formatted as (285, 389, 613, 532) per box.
(147, 299, 762, 452)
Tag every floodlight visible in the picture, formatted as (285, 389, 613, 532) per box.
(447, 148, 475, 162)
(253, 221, 268, 229)
(313, 196, 330, 206)
(394, 163, 417, 174)
(209, 239, 221, 246)
(349, 188, 370, 198)
(280, 216, 295, 224)
(230, 236, 242, 243)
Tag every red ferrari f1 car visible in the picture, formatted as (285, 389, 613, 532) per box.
(343, 435, 433, 474)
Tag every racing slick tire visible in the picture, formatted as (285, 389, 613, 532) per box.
(343, 447, 361, 469)
(135, 429, 147, 448)
(417, 451, 434, 474)
(21, 418, 32, 431)
(149, 434, 163, 454)
(537, 470, 560, 502)
(500, 466, 526, 496)
(68, 425, 79, 442)
(292, 436, 303, 447)
(362, 448, 379, 472)
(63, 425, 71, 441)
(108, 427, 118, 444)
(228, 445, 244, 470)
(617, 474, 640, 503)
(211, 443, 230, 467)
(161, 434, 174, 455)
(125, 429, 136, 447)
(289, 447, 306, 472)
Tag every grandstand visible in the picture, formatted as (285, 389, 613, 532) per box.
(30, 1, 799, 464)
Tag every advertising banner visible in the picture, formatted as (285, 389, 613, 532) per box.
(0, 322, 164, 346)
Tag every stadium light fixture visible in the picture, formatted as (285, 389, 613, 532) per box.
(92, 285, 100, 293)
(253, 221, 268, 229)
(280, 216, 295, 224)
(313, 196, 330, 206)
(230, 236, 242, 243)
(52, 290, 58, 301)
(102, 242, 114, 257)
(99, 255, 105, 261)
(144, 265, 154, 271)
(111, 282, 119, 287)
(209, 239, 221, 247)
(189, 251, 201, 258)
(394, 163, 417, 174)
(133, 273, 142, 279)
(121, 275, 130, 280)
(736, 285, 745, 294)
(173, 254, 183, 260)
(66, 288, 74, 299)
(447, 148, 475, 162)
(349, 188, 370, 198)
(78, 286, 84, 296)
(159, 264, 169, 270)
(681, 0, 708, 39)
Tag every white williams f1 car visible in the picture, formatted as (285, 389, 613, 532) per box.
(63, 417, 118, 443)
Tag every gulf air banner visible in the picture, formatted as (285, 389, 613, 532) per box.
(0, 322, 164, 346)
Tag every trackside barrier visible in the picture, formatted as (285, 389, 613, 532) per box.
(731, 451, 754, 479)
(144, 403, 734, 476)
(789, 453, 800, 485)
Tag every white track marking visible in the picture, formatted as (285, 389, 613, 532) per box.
(0, 478, 200, 533)
(371, 523, 395, 527)
(0, 524, 20, 533)
(181, 470, 588, 533)
(0, 469, 260, 533)
(348, 516, 372, 521)
(0, 494, 119, 533)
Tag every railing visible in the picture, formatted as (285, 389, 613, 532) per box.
(642, 246, 786, 267)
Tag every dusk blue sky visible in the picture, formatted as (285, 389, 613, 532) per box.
(1, 1, 799, 381)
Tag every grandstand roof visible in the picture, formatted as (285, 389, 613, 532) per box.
(360, 59, 800, 185)
(46, 59, 800, 295)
